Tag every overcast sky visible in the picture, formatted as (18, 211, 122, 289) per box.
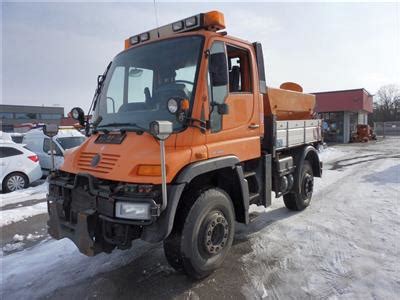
(2, 1, 400, 114)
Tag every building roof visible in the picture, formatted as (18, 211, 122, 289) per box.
(312, 88, 373, 96)
(312, 88, 373, 113)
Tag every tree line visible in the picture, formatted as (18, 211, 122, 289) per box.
(371, 84, 400, 123)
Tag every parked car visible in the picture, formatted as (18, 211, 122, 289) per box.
(0, 140, 42, 193)
(10, 133, 25, 144)
(23, 127, 86, 175)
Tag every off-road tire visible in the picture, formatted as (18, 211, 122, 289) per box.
(283, 161, 314, 211)
(2, 172, 29, 193)
(163, 187, 235, 279)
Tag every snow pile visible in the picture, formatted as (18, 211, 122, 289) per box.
(12, 234, 25, 242)
(26, 233, 43, 241)
(0, 182, 48, 207)
(2, 242, 25, 253)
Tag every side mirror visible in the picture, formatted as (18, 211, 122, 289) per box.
(209, 52, 228, 86)
(70, 107, 85, 127)
(43, 124, 59, 138)
(149, 120, 173, 140)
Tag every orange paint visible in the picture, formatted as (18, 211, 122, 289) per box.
(62, 25, 315, 186)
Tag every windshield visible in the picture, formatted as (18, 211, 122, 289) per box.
(95, 36, 204, 131)
(57, 136, 86, 150)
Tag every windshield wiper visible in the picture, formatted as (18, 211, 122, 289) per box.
(97, 122, 148, 134)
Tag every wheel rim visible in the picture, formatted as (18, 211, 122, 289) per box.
(302, 174, 314, 199)
(7, 175, 25, 191)
(203, 211, 229, 255)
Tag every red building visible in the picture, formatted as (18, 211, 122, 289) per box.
(313, 88, 373, 143)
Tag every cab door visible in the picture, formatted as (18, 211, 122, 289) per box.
(206, 40, 261, 162)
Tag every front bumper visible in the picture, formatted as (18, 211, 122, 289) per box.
(47, 172, 161, 256)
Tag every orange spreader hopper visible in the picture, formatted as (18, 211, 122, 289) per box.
(264, 82, 315, 120)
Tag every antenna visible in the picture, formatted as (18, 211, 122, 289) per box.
(153, 0, 160, 37)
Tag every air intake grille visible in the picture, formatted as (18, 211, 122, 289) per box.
(77, 152, 120, 174)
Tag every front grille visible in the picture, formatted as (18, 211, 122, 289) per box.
(77, 152, 120, 174)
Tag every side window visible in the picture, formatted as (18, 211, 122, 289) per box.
(128, 68, 153, 103)
(208, 41, 229, 133)
(227, 45, 252, 93)
(106, 66, 125, 113)
(43, 139, 63, 156)
(0, 147, 23, 158)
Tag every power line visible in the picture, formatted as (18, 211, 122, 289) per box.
(153, 0, 160, 37)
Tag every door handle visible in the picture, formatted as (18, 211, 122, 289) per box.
(248, 123, 260, 129)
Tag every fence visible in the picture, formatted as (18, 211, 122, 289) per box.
(374, 121, 400, 136)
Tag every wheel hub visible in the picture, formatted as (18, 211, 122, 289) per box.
(303, 174, 314, 198)
(7, 175, 25, 191)
(203, 212, 229, 255)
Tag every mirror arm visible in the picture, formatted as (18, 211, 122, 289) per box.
(185, 117, 209, 133)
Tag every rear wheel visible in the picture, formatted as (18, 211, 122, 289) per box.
(163, 188, 235, 279)
(3, 172, 29, 193)
(283, 161, 314, 211)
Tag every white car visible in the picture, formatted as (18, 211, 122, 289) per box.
(0, 140, 43, 193)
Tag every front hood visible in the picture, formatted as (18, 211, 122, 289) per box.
(60, 132, 191, 184)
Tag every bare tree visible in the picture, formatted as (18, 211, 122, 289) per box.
(373, 84, 400, 122)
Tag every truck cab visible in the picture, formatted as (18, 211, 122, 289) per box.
(47, 11, 322, 279)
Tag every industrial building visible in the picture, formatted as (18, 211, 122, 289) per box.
(0, 104, 64, 132)
(313, 88, 373, 143)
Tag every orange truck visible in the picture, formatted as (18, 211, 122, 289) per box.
(47, 11, 322, 278)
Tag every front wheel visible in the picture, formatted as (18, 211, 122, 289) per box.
(163, 188, 235, 279)
(283, 161, 314, 211)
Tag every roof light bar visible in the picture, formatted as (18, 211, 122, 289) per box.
(124, 11, 225, 49)
(129, 35, 140, 45)
(172, 21, 184, 32)
(140, 32, 150, 42)
(185, 16, 198, 28)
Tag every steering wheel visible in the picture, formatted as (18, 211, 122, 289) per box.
(175, 80, 194, 86)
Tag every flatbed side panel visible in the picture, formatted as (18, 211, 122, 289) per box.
(275, 119, 322, 150)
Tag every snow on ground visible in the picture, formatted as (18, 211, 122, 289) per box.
(0, 182, 48, 207)
(1, 139, 399, 299)
(0, 238, 153, 299)
(0, 202, 47, 227)
(0, 182, 48, 227)
(241, 141, 400, 299)
(318, 146, 347, 163)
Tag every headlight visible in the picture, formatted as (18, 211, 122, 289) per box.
(115, 202, 151, 220)
(167, 98, 178, 114)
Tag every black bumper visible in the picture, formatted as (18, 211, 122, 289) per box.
(47, 173, 161, 256)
